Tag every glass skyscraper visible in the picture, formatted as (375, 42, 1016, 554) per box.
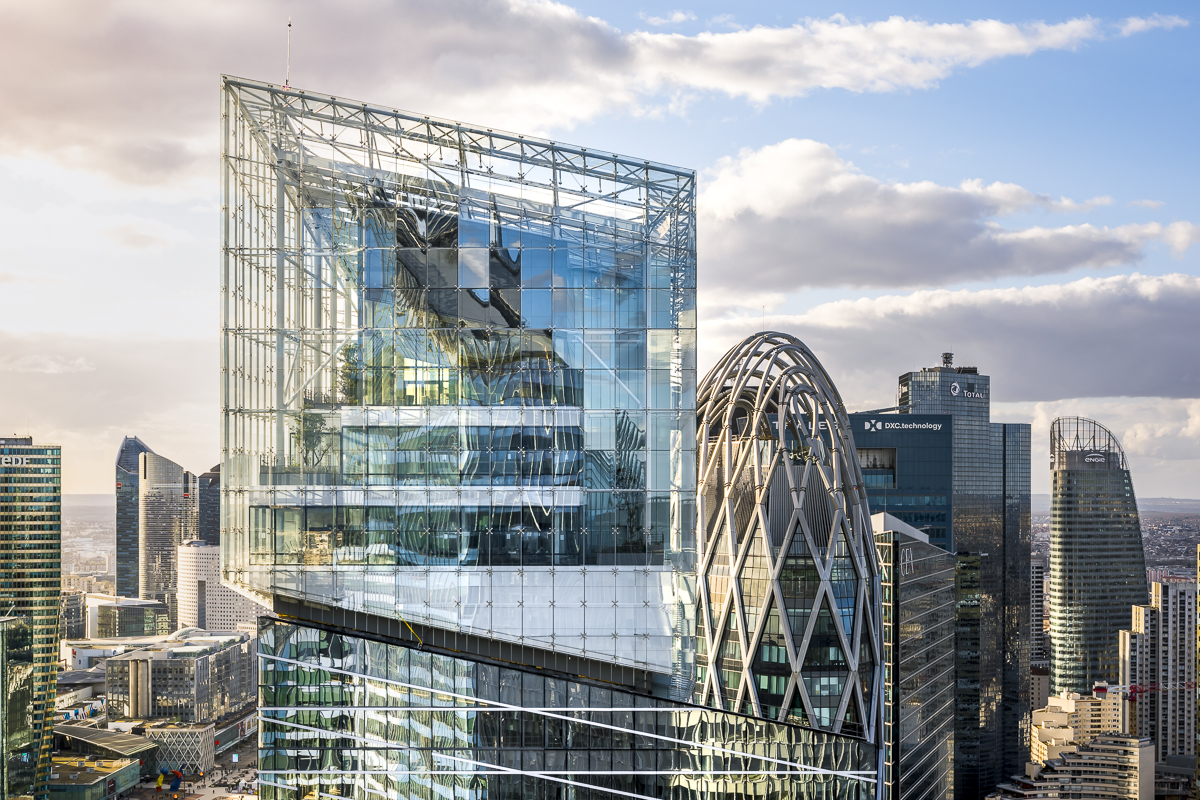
(0, 616, 36, 799)
(0, 437, 61, 798)
(897, 355, 1030, 799)
(138, 451, 198, 629)
(115, 435, 154, 598)
(874, 514, 955, 800)
(220, 78, 878, 797)
(1050, 417, 1147, 696)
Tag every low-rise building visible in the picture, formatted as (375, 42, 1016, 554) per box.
(987, 734, 1154, 800)
(94, 598, 170, 638)
(59, 591, 86, 640)
(105, 631, 255, 725)
(53, 724, 160, 780)
(1029, 684, 1125, 764)
(47, 755, 139, 800)
(135, 721, 215, 775)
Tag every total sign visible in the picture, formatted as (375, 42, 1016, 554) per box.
(950, 381, 986, 399)
(0, 457, 30, 466)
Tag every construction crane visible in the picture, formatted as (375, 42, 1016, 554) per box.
(1093, 682, 1196, 701)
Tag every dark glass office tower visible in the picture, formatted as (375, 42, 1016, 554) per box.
(114, 436, 154, 598)
(0, 616, 36, 799)
(848, 414, 953, 552)
(1049, 417, 1147, 696)
(0, 437, 61, 798)
(197, 465, 220, 546)
(875, 513, 956, 800)
(219, 78, 878, 797)
(897, 354, 1030, 799)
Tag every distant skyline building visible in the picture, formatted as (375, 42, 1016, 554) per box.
(1049, 417, 1148, 696)
(875, 513, 956, 800)
(987, 734, 1153, 800)
(897, 352, 1031, 799)
(59, 591, 86, 641)
(849, 413, 953, 552)
(138, 451, 197, 629)
(0, 435, 62, 796)
(94, 598, 170, 638)
(1031, 556, 1048, 668)
(1119, 580, 1196, 758)
(114, 436, 154, 598)
(196, 465, 220, 547)
(177, 541, 268, 631)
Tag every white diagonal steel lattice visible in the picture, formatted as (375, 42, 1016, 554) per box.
(695, 332, 882, 744)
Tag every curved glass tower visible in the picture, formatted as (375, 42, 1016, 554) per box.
(695, 332, 883, 747)
(1049, 417, 1147, 695)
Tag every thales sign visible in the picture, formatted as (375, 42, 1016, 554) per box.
(950, 381, 986, 399)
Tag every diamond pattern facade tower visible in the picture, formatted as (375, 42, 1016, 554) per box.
(694, 332, 884, 747)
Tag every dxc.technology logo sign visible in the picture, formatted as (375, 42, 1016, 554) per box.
(864, 420, 883, 432)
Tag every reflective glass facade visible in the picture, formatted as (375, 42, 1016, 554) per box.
(694, 334, 884, 749)
(848, 416, 953, 553)
(114, 436, 153, 598)
(897, 363, 1029, 798)
(138, 452, 198, 629)
(220, 76, 697, 676)
(1050, 417, 1147, 696)
(0, 616, 35, 799)
(259, 617, 878, 799)
(0, 437, 60, 798)
(874, 516, 955, 800)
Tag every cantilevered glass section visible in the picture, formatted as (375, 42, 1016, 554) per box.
(1049, 417, 1147, 695)
(694, 332, 883, 746)
(220, 77, 697, 675)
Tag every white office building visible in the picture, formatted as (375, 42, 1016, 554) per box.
(177, 541, 269, 631)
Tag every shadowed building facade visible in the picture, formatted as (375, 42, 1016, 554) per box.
(1049, 417, 1147, 696)
(115, 436, 154, 599)
(221, 78, 878, 798)
(897, 354, 1030, 799)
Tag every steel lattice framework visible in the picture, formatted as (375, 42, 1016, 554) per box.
(694, 332, 882, 744)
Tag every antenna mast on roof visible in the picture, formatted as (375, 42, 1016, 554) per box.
(284, 18, 292, 89)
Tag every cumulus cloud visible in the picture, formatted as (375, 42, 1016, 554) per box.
(698, 139, 1198, 296)
(0, 2, 1160, 184)
(699, 273, 1200, 403)
(640, 10, 696, 26)
(1129, 199, 1166, 209)
(991, 397, 1200, 496)
(1119, 14, 1188, 36)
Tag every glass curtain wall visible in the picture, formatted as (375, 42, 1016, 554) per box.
(1049, 417, 1147, 695)
(220, 76, 697, 679)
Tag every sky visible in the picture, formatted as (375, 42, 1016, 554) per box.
(0, 0, 1197, 497)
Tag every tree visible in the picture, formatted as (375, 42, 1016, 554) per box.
(339, 342, 361, 405)
(291, 407, 331, 468)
